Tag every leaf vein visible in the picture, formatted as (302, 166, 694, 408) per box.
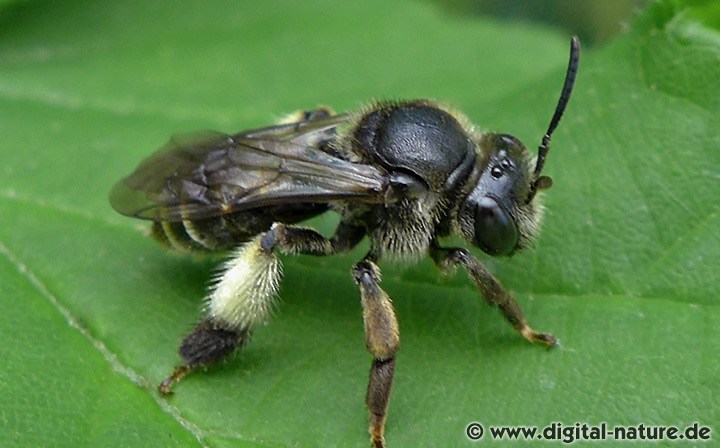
(0, 238, 211, 448)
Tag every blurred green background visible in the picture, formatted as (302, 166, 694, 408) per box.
(429, 0, 649, 45)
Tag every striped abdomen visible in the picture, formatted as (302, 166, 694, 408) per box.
(151, 204, 329, 252)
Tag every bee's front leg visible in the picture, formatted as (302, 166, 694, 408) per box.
(353, 260, 399, 448)
(429, 242, 557, 346)
(159, 222, 365, 394)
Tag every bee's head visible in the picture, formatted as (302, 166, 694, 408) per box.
(458, 133, 548, 256)
(458, 36, 580, 257)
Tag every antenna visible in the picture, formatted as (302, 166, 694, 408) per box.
(528, 36, 580, 200)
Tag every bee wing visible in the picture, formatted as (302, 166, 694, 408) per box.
(109, 115, 389, 222)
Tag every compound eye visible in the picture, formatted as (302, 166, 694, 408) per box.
(474, 197, 518, 256)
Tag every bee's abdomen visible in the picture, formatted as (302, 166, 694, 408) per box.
(151, 218, 245, 252)
(151, 203, 330, 252)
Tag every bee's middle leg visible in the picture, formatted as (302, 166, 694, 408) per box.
(159, 222, 365, 394)
(353, 259, 399, 448)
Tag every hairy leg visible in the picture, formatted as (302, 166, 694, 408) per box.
(159, 222, 365, 394)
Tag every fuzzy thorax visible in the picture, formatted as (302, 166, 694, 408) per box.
(372, 195, 445, 263)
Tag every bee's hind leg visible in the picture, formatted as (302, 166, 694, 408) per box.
(278, 106, 335, 124)
(159, 222, 365, 395)
(159, 233, 278, 395)
(159, 321, 251, 394)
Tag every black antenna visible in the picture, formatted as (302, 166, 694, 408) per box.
(529, 36, 580, 199)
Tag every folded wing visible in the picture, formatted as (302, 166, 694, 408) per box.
(110, 115, 389, 222)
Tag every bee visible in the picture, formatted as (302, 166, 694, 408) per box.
(110, 37, 580, 448)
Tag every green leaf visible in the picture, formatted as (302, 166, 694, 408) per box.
(1, 1, 718, 447)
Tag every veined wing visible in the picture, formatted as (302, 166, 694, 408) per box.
(109, 115, 389, 222)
